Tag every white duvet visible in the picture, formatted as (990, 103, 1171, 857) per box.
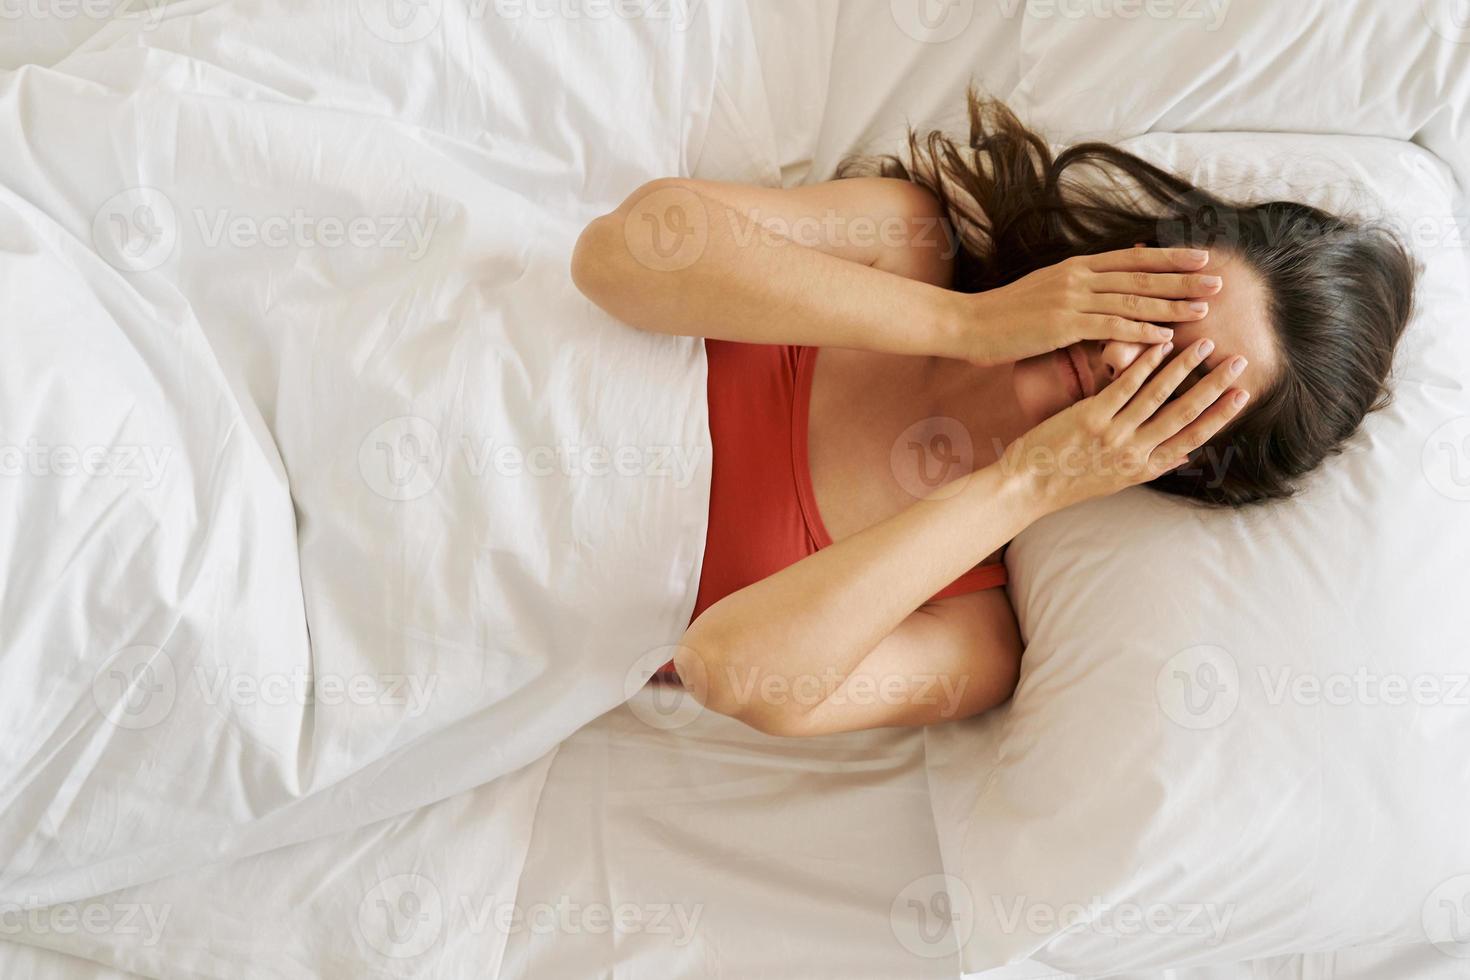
(5, 3, 1470, 979)
(0, 0, 721, 910)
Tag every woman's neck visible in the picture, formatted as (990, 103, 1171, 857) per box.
(921, 356, 1033, 468)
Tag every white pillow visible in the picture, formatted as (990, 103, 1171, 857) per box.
(742, 1, 1029, 185)
(923, 133, 1470, 974)
(1009, 0, 1470, 193)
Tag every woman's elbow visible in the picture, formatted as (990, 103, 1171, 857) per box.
(673, 635, 809, 736)
(570, 212, 625, 308)
(571, 178, 692, 308)
(672, 638, 740, 717)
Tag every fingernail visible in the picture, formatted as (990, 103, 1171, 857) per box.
(1198, 339, 1215, 356)
(1201, 276, 1223, 289)
(1157, 327, 1175, 340)
(1188, 302, 1209, 315)
(1185, 249, 1209, 265)
(1233, 390, 1250, 408)
(1230, 356, 1248, 376)
(1161, 341, 1174, 355)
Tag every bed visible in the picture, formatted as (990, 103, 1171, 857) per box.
(4, 689, 1470, 979)
(2, 1, 1467, 977)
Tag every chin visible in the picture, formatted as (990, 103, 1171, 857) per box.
(1012, 351, 1079, 426)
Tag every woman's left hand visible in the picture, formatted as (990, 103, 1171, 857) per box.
(1000, 336, 1250, 512)
(949, 247, 1224, 367)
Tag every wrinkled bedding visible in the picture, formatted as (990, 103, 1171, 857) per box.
(0, 0, 720, 910)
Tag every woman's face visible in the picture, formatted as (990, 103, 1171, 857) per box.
(1011, 253, 1279, 427)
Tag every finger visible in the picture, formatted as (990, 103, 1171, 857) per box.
(1152, 387, 1251, 468)
(1085, 247, 1210, 274)
(1072, 314, 1176, 345)
(1090, 272, 1223, 299)
(1139, 354, 1249, 445)
(1081, 293, 1210, 325)
(1091, 340, 1174, 417)
(1115, 338, 1216, 430)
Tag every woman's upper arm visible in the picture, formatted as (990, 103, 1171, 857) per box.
(754, 587, 1022, 737)
(672, 177, 957, 286)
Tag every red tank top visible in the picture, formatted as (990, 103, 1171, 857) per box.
(661, 341, 1006, 678)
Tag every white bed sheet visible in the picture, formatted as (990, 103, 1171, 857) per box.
(0, 941, 142, 980)
(503, 690, 1470, 980)
(4, 689, 1467, 979)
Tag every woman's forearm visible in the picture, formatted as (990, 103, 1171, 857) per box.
(571, 178, 969, 358)
(678, 464, 1046, 724)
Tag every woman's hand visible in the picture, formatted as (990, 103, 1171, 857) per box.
(953, 247, 1224, 367)
(1000, 337, 1250, 512)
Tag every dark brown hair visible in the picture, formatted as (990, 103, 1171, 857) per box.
(839, 93, 1418, 507)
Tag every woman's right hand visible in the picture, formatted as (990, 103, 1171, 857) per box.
(954, 248, 1223, 367)
(1000, 337, 1252, 512)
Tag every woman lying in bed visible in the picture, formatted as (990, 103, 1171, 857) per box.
(571, 95, 1415, 737)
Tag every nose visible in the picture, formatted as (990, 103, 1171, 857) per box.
(1099, 340, 1147, 380)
